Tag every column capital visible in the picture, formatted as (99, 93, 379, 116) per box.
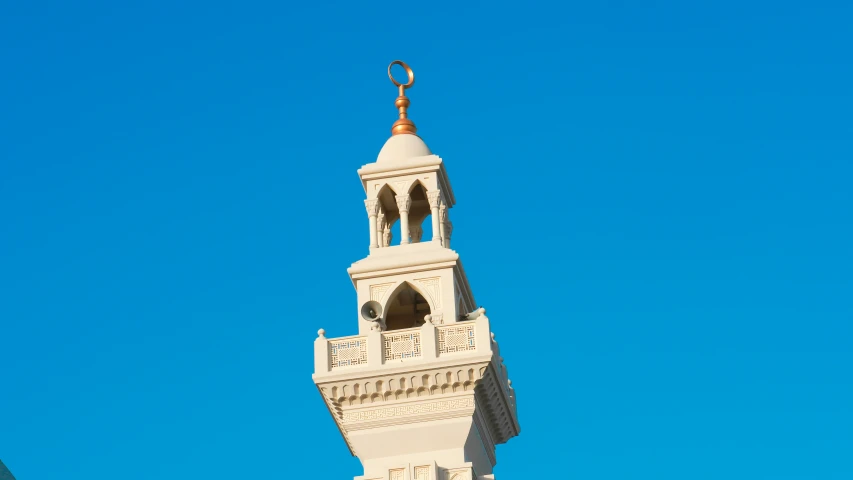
(439, 202, 448, 221)
(364, 198, 380, 217)
(395, 194, 412, 213)
(426, 190, 442, 209)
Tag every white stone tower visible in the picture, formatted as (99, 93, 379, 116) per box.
(313, 61, 520, 480)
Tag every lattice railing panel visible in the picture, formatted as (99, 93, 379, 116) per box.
(329, 337, 367, 369)
(414, 465, 430, 480)
(383, 329, 422, 361)
(389, 468, 405, 480)
(438, 323, 476, 354)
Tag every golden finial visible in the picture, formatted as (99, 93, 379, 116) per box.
(388, 60, 417, 135)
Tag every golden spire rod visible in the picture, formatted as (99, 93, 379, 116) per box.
(388, 60, 417, 135)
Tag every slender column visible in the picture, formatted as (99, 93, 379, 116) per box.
(410, 224, 423, 243)
(376, 211, 386, 248)
(439, 203, 448, 248)
(383, 222, 392, 247)
(395, 194, 412, 245)
(427, 191, 442, 243)
(444, 220, 453, 249)
(365, 199, 380, 249)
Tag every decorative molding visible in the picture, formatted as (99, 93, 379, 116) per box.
(342, 397, 475, 423)
(316, 357, 519, 462)
(320, 363, 489, 406)
(414, 277, 441, 309)
(370, 283, 394, 302)
(390, 469, 405, 480)
(474, 362, 520, 444)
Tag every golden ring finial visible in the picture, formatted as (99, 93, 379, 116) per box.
(388, 60, 415, 89)
(388, 60, 417, 136)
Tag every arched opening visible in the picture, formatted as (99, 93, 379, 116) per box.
(384, 282, 431, 331)
(407, 181, 432, 244)
(376, 184, 399, 247)
(372, 181, 435, 247)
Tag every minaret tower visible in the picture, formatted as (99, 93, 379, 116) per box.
(313, 61, 520, 480)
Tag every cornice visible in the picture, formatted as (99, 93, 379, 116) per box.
(348, 244, 459, 276)
(313, 352, 494, 383)
(477, 361, 521, 444)
(358, 154, 441, 176)
(315, 351, 519, 457)
(357, 154, 456, 208)
(317, 358, 492, 407)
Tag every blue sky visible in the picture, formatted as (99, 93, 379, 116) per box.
(1, 1, 851, 479)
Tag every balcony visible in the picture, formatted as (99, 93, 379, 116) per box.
(313, 313, 499, 376)
(312, 309, 519, 445)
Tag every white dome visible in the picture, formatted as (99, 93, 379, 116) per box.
(376, 134, 431, 163)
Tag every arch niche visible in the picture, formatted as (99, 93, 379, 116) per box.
(406, 180, 432, 243)
(383, 281, 432, 331)
(375, 184, 399, 247)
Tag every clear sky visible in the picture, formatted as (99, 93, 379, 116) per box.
(1, 1, 851, 479)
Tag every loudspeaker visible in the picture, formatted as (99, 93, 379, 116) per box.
(360, 300, 383, 322)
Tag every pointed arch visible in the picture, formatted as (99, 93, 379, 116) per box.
(374, 184, 399, 247)
(375, 183, 397, 215)
(382, 280, 435, 311)
(405, 181, 431, 243)
(407, 179, 428, 194)
(382, 280, 433, 331)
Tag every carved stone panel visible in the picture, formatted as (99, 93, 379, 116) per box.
(370, 283, 394, 302)
(342, 397, 475, 424)
(414, 466, 430, 480)
(414, 277, 441, 309)
(444, 468, 472, 480)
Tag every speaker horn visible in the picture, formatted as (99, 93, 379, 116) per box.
(360, 300, 383, 322)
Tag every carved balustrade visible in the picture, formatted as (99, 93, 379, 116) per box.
(382, 327, 423, 361)
(328, 335, 368, 369)
(314, 316, 494, 374)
